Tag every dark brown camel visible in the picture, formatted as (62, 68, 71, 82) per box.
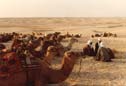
(28, 37, 43, 50)
(83, 45, 95, 56)
(95, 47, 114, 62)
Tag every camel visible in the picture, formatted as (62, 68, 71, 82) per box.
(113, 34, 117, 37)
(28, 37, 78, 60)
(28, 45, 57, 63)
(64, 37, 78, 51)
(56, 37, 78, 57)
(92, 32, 117, 38)
(57, 35, 66, 42)
(103, 32, 117, 37)
(74, 34, 82, 38)
(0, 48, 79, 86)
(28, 39, 56, 58)
(42, 46, 57, 64)
(65, 32, 73, 38)
(83, 45, 95, 56)
(95, 47, 114, 62)
(0, 33, 14, 43)
(28, 37, 43, 49)
(82, 40, 95, 56)
(30, 36, 69, 58)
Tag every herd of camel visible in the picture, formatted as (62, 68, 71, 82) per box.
(91, 32, 117, 38)
(0, 31, 115, 86)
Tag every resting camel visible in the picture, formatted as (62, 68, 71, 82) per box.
(28, 37, 43, 50)
(83, 45, 95, 56)
(82, 40, 95, 56)
(0, 48, 79, 86)
(56, 37, 78, 56)
(28, 39, 56, 58)
(30, 37, 78, 58)
(0, 33, 14, 43)
(74, 34, 82, 38)
(95, 47, 114, 62)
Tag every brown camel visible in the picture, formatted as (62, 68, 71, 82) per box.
(31, 37, 78, 58)
(95, 47, 114, 62)
(83, 45, 95, 56)
(28, 37, 43, 49)
(0, 49, 78, 86)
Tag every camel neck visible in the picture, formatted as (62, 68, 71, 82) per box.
(67, 41, 73, 49)
(43, 59, 51, 66)
(46, 55, 76, 84)
(61, 56, 75, 76)
(44, 52, 54, 65)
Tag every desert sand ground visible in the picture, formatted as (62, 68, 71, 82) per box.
(0, 18, 126, 86)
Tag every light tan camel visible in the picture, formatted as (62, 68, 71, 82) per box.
(57, 37, 78, 57)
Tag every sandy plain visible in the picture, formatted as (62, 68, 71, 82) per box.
(0, 18, 126, 86)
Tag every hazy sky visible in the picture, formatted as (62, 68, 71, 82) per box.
(0, 0, 126, 17)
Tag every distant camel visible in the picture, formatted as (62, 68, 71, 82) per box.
(56, 37, 78, 56)
(29, 37, 78, 58)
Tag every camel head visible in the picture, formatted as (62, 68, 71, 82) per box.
(65, 37, 78, 51)
(64, 51, 80, 61)
(46, 46, 57, 56)
(44, 46, 58, 64)
(69, 37, 78, 44)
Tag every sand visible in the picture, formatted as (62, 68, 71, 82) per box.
(0, 18, 126, 86)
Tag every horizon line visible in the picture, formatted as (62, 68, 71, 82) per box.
(0, 16, 126, 18)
